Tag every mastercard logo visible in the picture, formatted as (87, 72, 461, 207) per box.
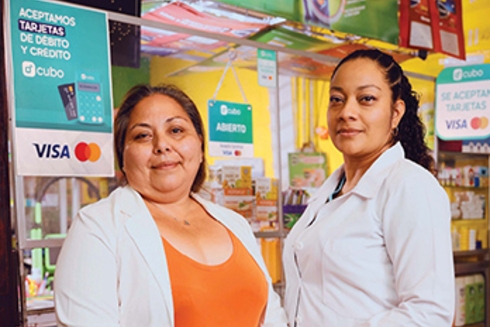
(470, 117, 489, 130)
(74, 142, 101, 162)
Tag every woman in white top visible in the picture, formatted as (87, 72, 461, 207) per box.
(283, 49, 455, 326)
(54, 84, 287, 327)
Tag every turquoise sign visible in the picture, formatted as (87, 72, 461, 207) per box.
(435, 64, 490, 140)
(208, 99, 254, 157)
(10, 0, 112, 133)
(8, 0, 114, 176)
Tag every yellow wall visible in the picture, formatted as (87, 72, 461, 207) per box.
(408, 77, 436, 150)
(149, 56, 276, 177)
(290, 77, 343, 175)
(312, 79, 343, 174)
(293, 75, 437, 175)
(148, 56, 353, 180)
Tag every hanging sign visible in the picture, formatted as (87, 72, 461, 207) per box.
(257, 49, 277, 88)
(435, 64, 490, 140)
(8, 0, 113, 176)
(208, 100, 253, 157)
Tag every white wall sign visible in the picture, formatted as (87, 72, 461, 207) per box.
(435, 64, 490, 140)
(257, 48, 277, 88)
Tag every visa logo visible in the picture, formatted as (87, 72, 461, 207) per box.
(445, 119, 468, 129)
(33, 143, 70, 158)
(222, 150, 233, 155)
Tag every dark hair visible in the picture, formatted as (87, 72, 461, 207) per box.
(114, 84, 207, 192)
(331, 49, 435, 174)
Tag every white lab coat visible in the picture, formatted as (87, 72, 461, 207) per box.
(283, 143, 455, 326)
(54, 185, 287, 327)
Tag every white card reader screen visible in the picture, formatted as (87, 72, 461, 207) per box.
(78, 82, 100, 93)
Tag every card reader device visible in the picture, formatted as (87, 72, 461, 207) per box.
(76, 71, 104, 125)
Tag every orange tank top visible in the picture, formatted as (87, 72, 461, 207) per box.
(162, 229, 268, 327)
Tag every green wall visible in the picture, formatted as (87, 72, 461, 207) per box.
(111, 56, 151, 108)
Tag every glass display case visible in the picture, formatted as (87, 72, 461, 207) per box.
(13, 176, 119, 326)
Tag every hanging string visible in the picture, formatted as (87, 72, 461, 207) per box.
(211, 48, 248, 103)
(211, 59, 231, 100)
(230, 64, 248, 103)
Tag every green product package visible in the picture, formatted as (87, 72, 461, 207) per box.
(288, 152, 328, 188)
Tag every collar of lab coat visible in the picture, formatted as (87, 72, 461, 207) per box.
(117, 186, 175, 326)
(308, 142, 405, 206)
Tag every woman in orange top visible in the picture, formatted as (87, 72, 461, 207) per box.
(54, 84, 287, 327)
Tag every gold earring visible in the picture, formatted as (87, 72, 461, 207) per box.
(392, 126, 399, 136)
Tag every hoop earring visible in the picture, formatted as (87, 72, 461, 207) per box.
(392, 126, 399, 137)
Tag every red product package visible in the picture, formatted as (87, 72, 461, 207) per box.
(399, 0, 435, 50)
(430, 0, 466, 60)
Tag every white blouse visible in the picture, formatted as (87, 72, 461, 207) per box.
(283, 143, 455, 326)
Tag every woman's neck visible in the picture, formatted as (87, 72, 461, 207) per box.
(341, 142, 394, 193)
(341, 165, 368, 195)
(342, 151, 385, 194)
(142, 191, 193, 210)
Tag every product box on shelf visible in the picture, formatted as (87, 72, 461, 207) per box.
(438, 165, 489, 188)
(453, 226, 486, 251)
(454, 276, 466, 326)
(283, 204, 307, 229)
(465, 275, 479, 325)
(474, 274, 485, 324)
(222, 165, 255, 224)
(199, 165, 224, 205)
(254, 177, 279, 232)
(450, 191, 486, 220)
(282, 188, 309, 229)
(288, 152, 327, 188)
(260, 236, 281, 283)
(477, 166, 489, 187)
(454, 273, 485, 326)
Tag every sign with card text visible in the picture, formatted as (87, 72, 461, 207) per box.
(435, 64, 490, 140)
(208, 100, 254, 157)
(257, 49, 277, 88)
(8, 0, 114, 176)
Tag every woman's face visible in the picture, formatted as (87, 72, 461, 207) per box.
(123, 94, 203, 201)
(327, 58, 405, 163)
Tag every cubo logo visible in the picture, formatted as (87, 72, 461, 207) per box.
(21, 61, 64, 78)
(220, 104, 241, 116)
(22, 61, 36, 77)
(470, 116, 489, 130)
(74, 142, 101, 162)
(453, 68, 484, 81)
(453, 68, 463, 81)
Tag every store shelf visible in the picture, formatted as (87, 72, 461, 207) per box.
(444, 185, 488, 189)
(452, 219, 488, 224)
(439, 151, 490, 160)
(455, 261, 490, 275)
(26, 310, 56, 327)
(254, 230, 288, 238)
(454, 249, 490, 259)
(437, 143, 490, 327)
